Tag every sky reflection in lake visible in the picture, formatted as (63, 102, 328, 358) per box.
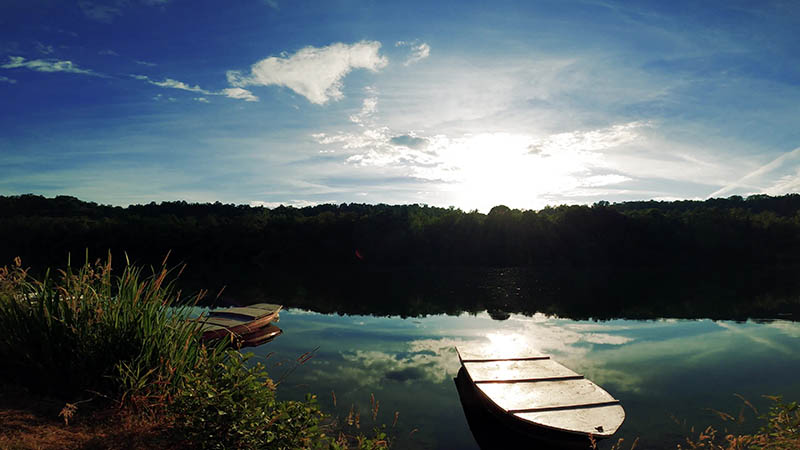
(251, 310, 800, 449)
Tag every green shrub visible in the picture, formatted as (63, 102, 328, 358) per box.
(170, 348, 325, 449)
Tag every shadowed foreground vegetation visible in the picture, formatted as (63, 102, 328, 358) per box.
(0, 257, 390, 449)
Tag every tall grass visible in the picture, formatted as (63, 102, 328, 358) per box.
(0, 255, 390, 449)
(0, 254, 208, 399)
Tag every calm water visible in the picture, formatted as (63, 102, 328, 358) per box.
(245, 310, 800, 449)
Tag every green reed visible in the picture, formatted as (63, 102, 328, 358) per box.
(0, 255, 390, 449)
(0, 253, 209, 400)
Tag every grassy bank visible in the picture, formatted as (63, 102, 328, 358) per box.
(0, 256, 389, 449)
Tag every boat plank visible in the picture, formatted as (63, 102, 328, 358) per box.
(457, 347, 548, 362)
(208, 304, 281, 321)
(202, 316, 252, 328)
(464, 359, 580, 383)
(476, 378, 616, 412)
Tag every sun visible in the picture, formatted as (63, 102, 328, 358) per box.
(421, 132, 597, 212)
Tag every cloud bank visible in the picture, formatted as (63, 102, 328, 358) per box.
(226, 41, 388, 104)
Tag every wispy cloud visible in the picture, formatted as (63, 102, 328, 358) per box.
(708, 147, 800, 198)
(132, 74, 213, 94)
(263, 0, 279, 10)
(0, 76, 16, 84)
(349, 91, 378, 126)
(193, 97, 209, 103)
(226, 40, 388, 105)
(98, 49, 118, 56)
(135, 60, 157, 67)
(1, 56, 102, 76)
(133, 74, 259, 102)
(221, 87, 259, 102)
(396, 40, 431, 65)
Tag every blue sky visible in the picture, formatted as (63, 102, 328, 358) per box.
(1, 0, 799, 211)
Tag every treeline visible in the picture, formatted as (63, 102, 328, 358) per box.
(2, 193, 800, 271)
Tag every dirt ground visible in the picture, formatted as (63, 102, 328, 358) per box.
(0, 386, 187, 450)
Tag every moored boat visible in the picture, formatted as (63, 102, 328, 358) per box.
(198, 303, 282, 343)
(456, 346, 625, 445)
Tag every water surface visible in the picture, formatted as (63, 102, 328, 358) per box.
(248, 310, 800, 449)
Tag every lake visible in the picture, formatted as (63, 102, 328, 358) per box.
(244, 309, 800, 449)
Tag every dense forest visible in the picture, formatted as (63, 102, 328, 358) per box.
(2, 194, 800, 320)
(2, 193, 800, 270)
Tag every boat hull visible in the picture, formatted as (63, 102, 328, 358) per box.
(455, 367, 600, 449)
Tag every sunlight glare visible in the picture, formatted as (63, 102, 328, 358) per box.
(419, 133, 604, 212)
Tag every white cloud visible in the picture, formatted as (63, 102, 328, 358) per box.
(133, 74, 212, 94)
(193, 97, 209, 103)
(150, 77, 212, 94)
(765, 169, 800, 196)
(0, 76, 16, 84)
(135, 60, 157, 67)
(226, 41, 388, 105)
(98, 49, 118, 56)
(710, 147, 800, 198)
(1, 56, 101, 76)
(349, 95, 378, 125)
(766, 321, 800, 339)
(396, 41, 431, 66)
(314, 120, 646, 211)
(221, 87, 259, 102)
(133, 74, 259, 102)
(528, 122, 647, 155)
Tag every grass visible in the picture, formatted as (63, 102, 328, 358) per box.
(0, 255, 390, 449)
(677, 396, 800, 450)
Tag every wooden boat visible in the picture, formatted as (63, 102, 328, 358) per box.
(199, 303, 282, 342)
(239, 323, 282, 348)
(456, 347, 625, 443)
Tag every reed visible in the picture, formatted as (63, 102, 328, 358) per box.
(0, 255, 390, 449)
(0, 254, 208, 399)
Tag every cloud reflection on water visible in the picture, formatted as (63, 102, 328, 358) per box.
(264, 310, 800, 449)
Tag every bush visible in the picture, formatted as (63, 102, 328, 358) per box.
(171, 349, 325, 449)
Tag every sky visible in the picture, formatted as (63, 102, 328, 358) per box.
(1, 0, 799, 211)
